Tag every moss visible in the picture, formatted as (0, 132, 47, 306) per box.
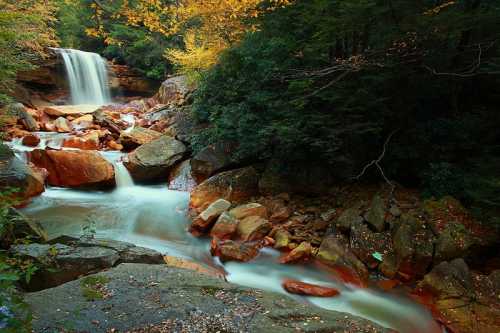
(80, 275, 109, 301)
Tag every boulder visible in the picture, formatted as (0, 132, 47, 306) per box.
(119, 127, 162, 150)
(0, 144, 44, 200)
(54, 117, 72, 132)
(350, 223, 393, 269)
(71, 114, 93, 125)
(433, 222, 475, 264)
(191, 199, 231, 232)
(28, 149, 115, 188)
(44, 105, 99, 117)
(336, 205, 363, 232)
(282, 279, 340, 297)
(62, 132, 100, 150)
(210, 212, 239, 240)
(279, 241, 312, 264)
(316, 234, 368, 280)
(190, 166, 260, 211)
(392, 214, 435, 279)
(236, 216, 272, 242)
(22, 134, 41, 147)
(11, 239, 164, 291)
(155, 75, 192, 106)
(229, 203, 268, 220)
(364, 194, 386, 231)
(167, 159, 197, 192)
(190, 143, 234, 182)
(124, 136, 186, 182)
(211, 240, 260, 263)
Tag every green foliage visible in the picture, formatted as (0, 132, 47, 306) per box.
(80, 275, 109, 301)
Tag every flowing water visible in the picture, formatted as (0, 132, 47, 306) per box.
(54, 48, 111, 105)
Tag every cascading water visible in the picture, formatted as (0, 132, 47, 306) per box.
(55, 48, 111, 105)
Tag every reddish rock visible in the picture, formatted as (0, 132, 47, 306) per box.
(280, 241, 313, 264)
(211, 239, 260, 263)
(119, 127, 162, 150)
(191, 199, 231, 233)
(6, 127, 31, 139)
(282, 279, 340, 297)
(107, 140, 123, 151)
(62, 132, 100, 150)
(28, 149, 115, 188)
(237, 216, 272, 241)
(22, 135, 40, 147)
(210, 212, 239, 240)
(54, 117, 72, 133)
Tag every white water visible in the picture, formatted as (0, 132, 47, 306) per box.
(55, 48, 111, 105)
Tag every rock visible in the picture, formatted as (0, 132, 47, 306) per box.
(119, 127, 163, 150)
(210, 212, 239, 240)
(229, 203, 268, 220)
(191, 199, 231, 232)
(237, 216, 272, 241)
(107, 140, 123, 151)
(62, 132, 100, 150)
(279, 241, 312, 264)
(316, 234, 368, 280)
(108, 63, 158, 95)
(212, 240, 260, 262)
(190, 143, 234, 182)
(11, 238, 164, 291)
(418, 259, 500, 333)
(349, 223, 393, 269)
(155, 75, 192, 105)
(7, 103, 39, 131)
(167, 159, 197, 192)
(25, 263, 390, 333)
(0, 144, 45, 200)
(336, 206, 363, 232)
(379, 253, 399, 278)
(72, 114, 93, 124)
(0, 208, 48, 248)
(434, 222, 475, 263)
(22, 134, 41, 147)
(274, 229, 292, 249)
(365, 194, 386, 231)
(44, 105, 99, 117)
(28, 149, 115, 188)
(320, 208, 337, 222)
(282, 279, 340, 297)
(93, 108, 122, 134)
(190, 167, 260, 211)
(392, 214, 435, 279)
(124, 136, 187, 182)
(54, 117, 72, 132)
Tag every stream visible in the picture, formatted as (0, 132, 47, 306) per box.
(8, 133, 442, 333)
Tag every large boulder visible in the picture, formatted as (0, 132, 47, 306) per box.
(316, 234, 368, 280)
(190, 166, 260, 211)
(28, 149, 115, 188)
(190, 143, 234, 182)
(155, 75, 193, 106)
(11, 238, 164, 291)
(0, 144, 45, 200)
(119, 127, 162, 150)
(124, 136, 186, 182)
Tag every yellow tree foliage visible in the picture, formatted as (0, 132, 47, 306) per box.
(88, 0, 292, 77)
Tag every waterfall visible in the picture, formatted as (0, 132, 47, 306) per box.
(114, 162, 134, 188)
(55, 48, 111, 105)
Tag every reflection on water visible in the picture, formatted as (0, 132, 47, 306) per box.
(22, 185, 441, 333)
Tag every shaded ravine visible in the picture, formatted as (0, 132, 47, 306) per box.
(9, 134, 442, 333)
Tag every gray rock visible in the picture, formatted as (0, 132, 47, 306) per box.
(8, 103, 38, 131)
(191, 142, 234, 182)
(365, 194, 386, 232)
(155, 75, 193, 105)
(336, 205, 363, 232)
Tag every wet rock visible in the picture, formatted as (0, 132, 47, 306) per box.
(365, 194, 386, 231)
(22, 134, 40, 147)
(212, 240, 260, 262)
(28, 149, 115, 188)
(62, 132, 100, 150)
(283, 279, 340, 297)
(155, 75, 193, 106)
(190, 166, 260, 212)
(8, 103, 38, 131)
(191, 198, 231, 232)
(418, 259, 500, 333)
(279, 241, 312, 264)
(237, 216, 272, 242)
(167, 159, 197, 192)
(393, 214, 435, 279)
(210, 212, 239, 240)
(0, 144, 45, 200)
(54, 117, 72, 132)
(26, 263, 390, 333)
(124, 136, 187, 182)
(274, 229, 292, 249)
(316, 234, 368, 279)
(350, 223, 393, 269)
(119, 127, 162, 150)
(190, 143, 234, 182)
(336, 206, 363, 232)
(229, 203, 268, 220)
(44, 105, 99, 117)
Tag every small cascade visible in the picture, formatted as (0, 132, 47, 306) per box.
(114, 162, 134, 188)
(54, 48, 111, 105)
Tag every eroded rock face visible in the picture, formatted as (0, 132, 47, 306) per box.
(11, 238, 164, 291)
(28, 149, 115, 188)
(190, 167, 260, 211)
(124, 136, 186, 182)
(0, 144, 45, 200)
